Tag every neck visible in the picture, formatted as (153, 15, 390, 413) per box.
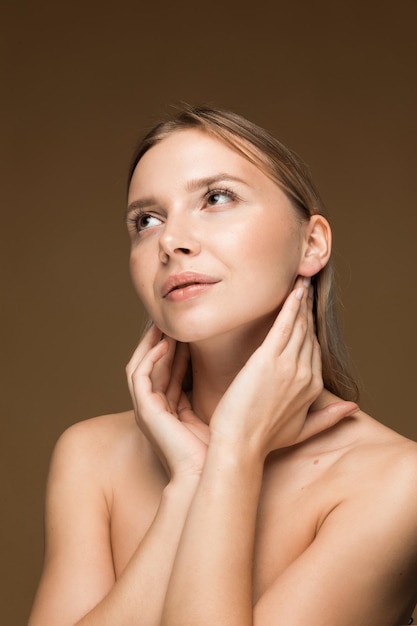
(188, 315, 275, 423)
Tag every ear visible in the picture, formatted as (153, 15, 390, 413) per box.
(297, 215, 332, 277)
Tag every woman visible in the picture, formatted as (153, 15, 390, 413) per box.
(29, 106, 417, 625)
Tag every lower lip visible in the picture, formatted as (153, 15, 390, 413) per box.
(165, 282, 218, 302)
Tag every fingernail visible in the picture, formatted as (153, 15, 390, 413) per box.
(295, 287, 304, 300)
(303, 277, 310, 287)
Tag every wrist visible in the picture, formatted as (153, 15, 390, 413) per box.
(207, 435, 265, 479)
(164, 474, 200, 500)
(209, 427, 267, 469)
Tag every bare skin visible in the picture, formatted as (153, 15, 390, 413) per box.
(29, 129, 417, 625)
(29, 308, 417, 626)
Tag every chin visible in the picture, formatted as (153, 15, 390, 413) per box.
(160, 309, 279, 347)
(159, 325, 214, 344)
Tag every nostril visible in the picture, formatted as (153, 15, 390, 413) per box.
(178, 248, 191, 254)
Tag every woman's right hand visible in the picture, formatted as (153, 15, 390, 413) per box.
(126, 324, 209, 480)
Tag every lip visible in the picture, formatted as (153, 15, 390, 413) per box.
(161, 272, 221, 298)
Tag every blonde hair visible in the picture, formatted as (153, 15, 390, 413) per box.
(129, 105, 358, 402)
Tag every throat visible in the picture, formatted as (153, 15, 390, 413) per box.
(186, 313, 277, 423)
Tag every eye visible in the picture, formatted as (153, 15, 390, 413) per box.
(205, 188, 236, 206)
(128, 211, 163, 233)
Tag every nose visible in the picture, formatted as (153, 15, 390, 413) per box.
(158, 214, 201, 263)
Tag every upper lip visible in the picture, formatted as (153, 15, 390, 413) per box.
(161, 272, 220, 297)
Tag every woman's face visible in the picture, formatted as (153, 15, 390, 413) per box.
(127, 129, 308, 343)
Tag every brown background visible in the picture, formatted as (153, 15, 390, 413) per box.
(1, 1, 416, 623)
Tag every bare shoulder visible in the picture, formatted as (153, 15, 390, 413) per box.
(30, 413, 164, 623)
(53, 410, 149, 462)
(49, 410, 161, 498)
(337, 411, 417, 496)
(322, 411, 417, 548)
(311, 414, 417, 623)
(257, 414, 417, 625)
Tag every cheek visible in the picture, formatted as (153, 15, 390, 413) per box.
(239, 219, 302, 285)
(129, 254, 153, 306)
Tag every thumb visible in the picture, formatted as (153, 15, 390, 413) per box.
(178, 393, 210, 445)
(295, 401, 359, 444)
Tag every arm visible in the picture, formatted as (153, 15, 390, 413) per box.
(28, 420, 200, 626)
(253, 459, 417, 626)
(28, 421, 117, 625)
(76, 476, 200, 626)
(161, 282, 367, 626)
(164, 438, 417, 626)
(29, 329, 209, 626)
(162, 438, 264, 624)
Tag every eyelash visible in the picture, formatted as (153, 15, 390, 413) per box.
(127, 186, 239, 234)
(205, 186, 237, 206)
(127, 210, 160, 234)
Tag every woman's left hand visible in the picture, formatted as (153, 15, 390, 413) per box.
(209, 278, 358, 459)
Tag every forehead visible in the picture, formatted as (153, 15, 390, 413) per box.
(129, 128, 281, 201)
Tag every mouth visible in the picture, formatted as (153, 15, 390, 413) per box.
(161, 272, 220, 298)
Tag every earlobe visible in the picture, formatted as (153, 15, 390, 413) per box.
(298, 215, 332, 277)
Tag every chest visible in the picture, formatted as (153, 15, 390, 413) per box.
(252, 455, 336, 599)
(109, 452, 336, 593)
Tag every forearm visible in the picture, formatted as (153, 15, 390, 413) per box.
(162, 443, 264, 626)
(77, 477, 199, 626)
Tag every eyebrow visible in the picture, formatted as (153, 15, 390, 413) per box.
(126, 196, 158, 216)
(126, 173, 246, 216)
(185, 173, 246, 192)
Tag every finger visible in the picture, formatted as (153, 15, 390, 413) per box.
(295, 401, 359, 444)
(150, 335, 177, 394)
(283, 291, 322, 406)
(296, 285, 316, 364)
(126, 323, 162, 382)
(130, 338, 170, 399)
(276, 276, 314, 363)
(178, 393, 210, 445)
(282, 283, 311, 358)
(265, 277, 309, 354)
(284, 287, 322, 404)
(127, 337, 170, 421)
(311, 334, 322, 379)
(165, 342, 191, 412)
(177, 393, 196, 423)
(126, 325, 163, 403)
